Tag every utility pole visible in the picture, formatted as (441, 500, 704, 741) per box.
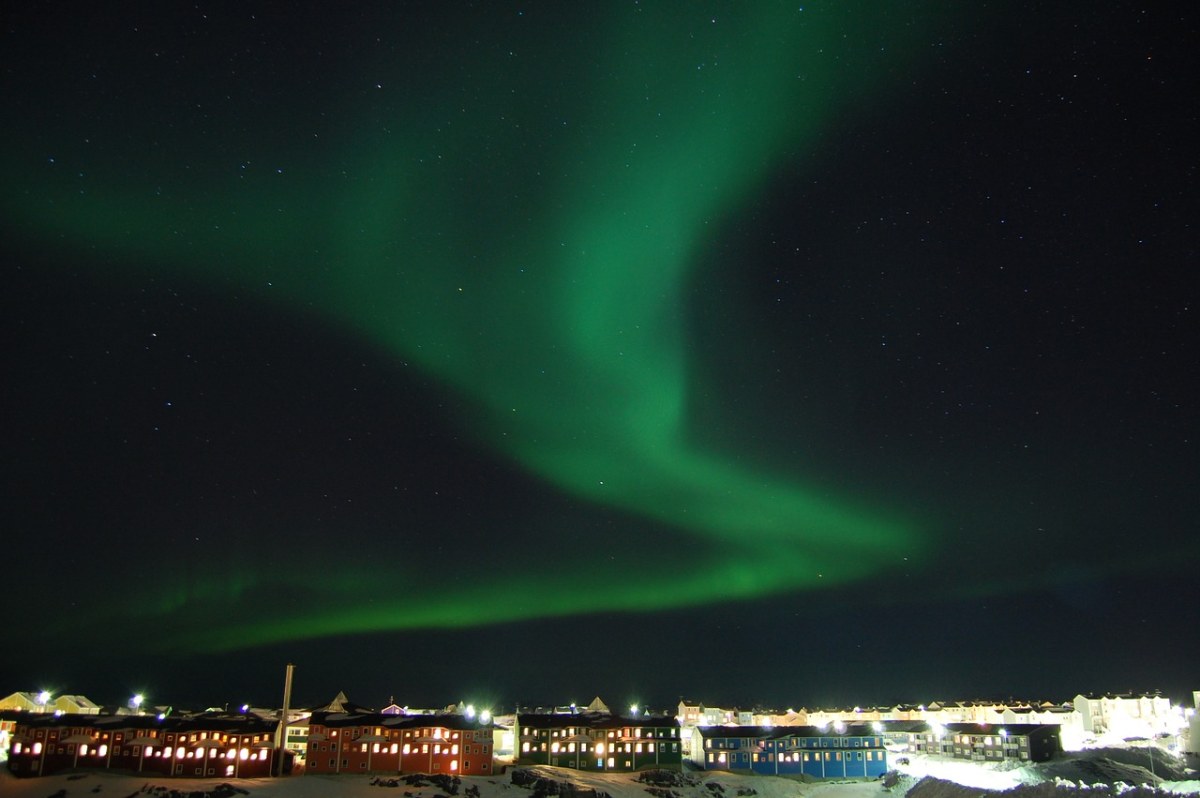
(275, 663, 295, 777)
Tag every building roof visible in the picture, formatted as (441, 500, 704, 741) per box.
(9, 710, 277, 736)
(941, 723, 1061, 737)
(310, 691, 375, 714)
(310, 711, 492, 731)
(695, 723, 883, 741)
(518, 712, 678, 730)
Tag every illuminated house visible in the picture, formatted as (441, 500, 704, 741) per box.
(5, 711, 279, 778)
(0, 692, 100, 715)
(1073, 692, 1176, 736)
(690, 725, 887, 779)
(913, 722, 1059, 762)
(515, 712, 682, 771)
(305, 711, 493, 776)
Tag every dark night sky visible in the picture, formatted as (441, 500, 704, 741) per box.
(2, 2, 1197, 713)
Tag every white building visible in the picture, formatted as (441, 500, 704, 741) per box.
(1073, 692, 1176, 737)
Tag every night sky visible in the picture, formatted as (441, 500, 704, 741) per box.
(2, 2, 1196, 713)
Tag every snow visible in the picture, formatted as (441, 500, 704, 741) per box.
(0, 754, 1195, 798)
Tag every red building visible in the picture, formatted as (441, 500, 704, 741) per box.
(6, 711, 279, 778)
(306, 711, 493, 776)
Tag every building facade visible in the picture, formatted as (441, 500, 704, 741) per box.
(305, 712, 493, 776)
(691, 725, 887, 780)
(1073, 692, 1177, 737)
(912, 722, 1060, 763)
(6, 711, 279, 778)
(516, 712, 682, 771)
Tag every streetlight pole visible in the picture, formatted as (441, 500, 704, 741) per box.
(275, 663, 294, 777)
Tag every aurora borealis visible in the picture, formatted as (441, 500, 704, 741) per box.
(2, 3, 1197, 707)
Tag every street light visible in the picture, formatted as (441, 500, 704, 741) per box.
(131, 694, 144, 714)
(37, 691, 51, 712)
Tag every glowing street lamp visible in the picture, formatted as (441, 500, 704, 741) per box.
(480, 710, 492, 724)
(37, 691, 51, 712)
(630, 704, 639, 717)
(131, 694, 144, 714)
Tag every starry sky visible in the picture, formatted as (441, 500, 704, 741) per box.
(2, 2, 1196, 713)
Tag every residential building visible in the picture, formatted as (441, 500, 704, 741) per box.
(691, 724, 887, 779)
(0, 692, 100, 715)
(1073, 692, 1177, 737)
(516, 711, 682, 771)
(912, 722, 1060, 762)
(305, 711, 493, 776)
(6, 711, 279, 778)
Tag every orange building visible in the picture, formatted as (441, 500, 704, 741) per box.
(306, 711, 493, 776)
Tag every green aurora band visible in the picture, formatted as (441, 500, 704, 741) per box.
(4, 4, 951, 650)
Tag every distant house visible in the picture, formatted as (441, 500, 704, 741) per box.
(305, 711, 493, 776)
(1073, 692, 1176, 736)
(516, 711, 682, 771)
(284, 716, 310, 764)
(691, 724, 887, 780)
(913, 722, 1060, 762)
(0, 692, 100, 715)
(6, 711, 279, 778)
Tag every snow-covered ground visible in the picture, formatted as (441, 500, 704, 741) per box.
(0, 754, 1196, 798)
(890, 750, 1042, 791)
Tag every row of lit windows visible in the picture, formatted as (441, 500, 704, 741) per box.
(11, 741, 268, 762)
(534, 727, 677, 739)
(316, 727, 465, 741)
(324, 758, 463, 771)
(522, 741, 679, 755)
(707, 750, 882, 764)
(22, 727, 265, 746)
(952, 734, 1029, 746)
(706, 737, 881, 750)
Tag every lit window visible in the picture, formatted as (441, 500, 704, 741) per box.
(451, 759, 459, 771)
